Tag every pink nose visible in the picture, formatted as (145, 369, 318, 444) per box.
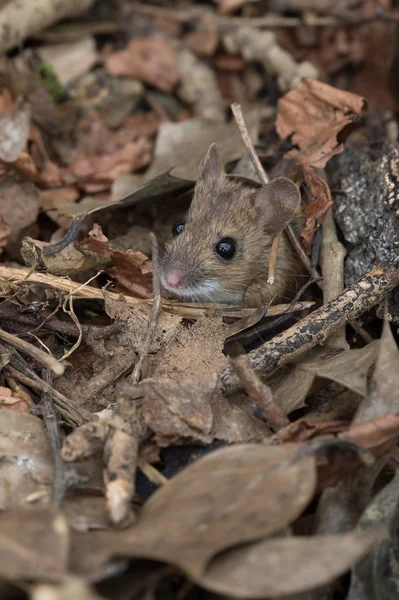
(165, 268, 185, 288)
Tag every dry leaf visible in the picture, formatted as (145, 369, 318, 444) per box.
(198, 528, 383, 598)
(0, 100, 30, 163)
(300, 342, 379, 398)
(69, 444, 316, 578)
(276, 78, 367, 168)
(0, 507, 69, 582)
(105, 37, 179, 93)
(354, 320, 399, 423)
(0, 386, 30, 412)
(301, 166, 334, 250)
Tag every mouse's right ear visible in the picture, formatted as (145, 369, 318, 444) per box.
(255, 177, 301, 235)
(199, 143, 223, 182)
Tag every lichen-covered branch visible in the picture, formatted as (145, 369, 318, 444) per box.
(221, 266, 399, 392)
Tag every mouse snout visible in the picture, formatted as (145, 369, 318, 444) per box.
(165, 268, 186, 289)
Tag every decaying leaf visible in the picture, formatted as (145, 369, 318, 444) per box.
(0, 215, 10, 254)
(105, 37, 179, 93)
(0, 507, 69, 582)
(299, 342, 379, 398)
(354, 320, 399, 423)
(68, 444, 316, 578)
(276, 78, 367, 168)
(198, 527, 383, 598)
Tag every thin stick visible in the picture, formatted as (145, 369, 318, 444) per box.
(220, 265, 399, 392)
(40, 370, 66, 506)
(130, 233, 162, 384)
(231, 355, 289, 431)
(0, 327, 64, 376)
(267, 232, 282, 284)
(7, 366, 91, 427)
(231, 103, 269, 184)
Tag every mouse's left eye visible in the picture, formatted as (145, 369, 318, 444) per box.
(215, 237, 236, 260)
(172, 221, 185, 236)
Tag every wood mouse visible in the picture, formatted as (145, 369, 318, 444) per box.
(160, 144, 305, 307)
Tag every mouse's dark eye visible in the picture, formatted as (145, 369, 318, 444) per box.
(215, 237, 236, 260)
(172, 221, 185, 236)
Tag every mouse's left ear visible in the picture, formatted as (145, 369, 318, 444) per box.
(254, 177, 301, 235)
(199, 143, 223, 182)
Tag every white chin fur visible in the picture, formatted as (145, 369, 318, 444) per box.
(161, 276, 243, 303)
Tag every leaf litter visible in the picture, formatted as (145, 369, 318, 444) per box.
(0, 1, 398, 599)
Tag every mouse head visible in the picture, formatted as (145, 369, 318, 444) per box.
(160, 143, 301, 303)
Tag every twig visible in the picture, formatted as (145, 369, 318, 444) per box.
(285, 225, 321, 282)
(220, 265, 399, 392)
(130, 234, 162, 384)
(7, 366, 91, 427)
(0, 327, 64, 376)
(231, 355, 289, 431)
(231, 103, 269, 184)
(40, 370, 66, 506)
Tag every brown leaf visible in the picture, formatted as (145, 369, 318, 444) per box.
(105, 38, 179, 93)
(299, 342, 379, 398)
(353, 320, 399, 424)
(80, 226, 153, 299)
(276, 78, 367, 168)
(0, 100, 30, 163)
(342, 413, 399, 455)
(0, 386, 30, 412)
(38, 37, 98, 86)
(69, 444, 316, 578)
(0, 507, 69, 582)
(198, 528, 383, 598)
(301, 166, 334, 250)
(39, 186, 80, 211)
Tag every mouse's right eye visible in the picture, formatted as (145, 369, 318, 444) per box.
(172, 221, 185, 236)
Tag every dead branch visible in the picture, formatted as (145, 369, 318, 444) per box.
(0, 265, 310, 319)
(0, 0, 95, 54)
(131, 234, 162, 384)
(0, 327, 64, 376)
(231, 356, 289, 431)
(7, 366, 91, 427)
(221, 265, 399, 392)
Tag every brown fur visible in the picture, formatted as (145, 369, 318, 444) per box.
(160, 153, 305, 307)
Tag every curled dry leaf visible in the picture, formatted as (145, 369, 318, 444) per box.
(301, 166, 334, 250)
(276, 78, 367, 168)
(0, 507, 69, 582)
(105, 37, 179, 93)
(0, 100, 30, 163)
(198, 527, 383, 598)
(80, 224, 153, 299)
(68, 444, 316, 578)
